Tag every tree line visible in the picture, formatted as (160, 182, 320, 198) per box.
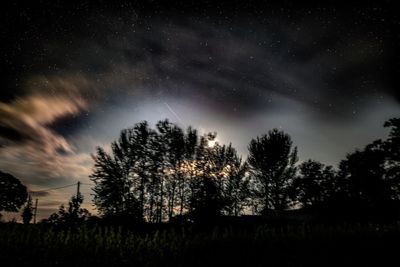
(90, 118, 400, 223)
(0, 118, 398, 224)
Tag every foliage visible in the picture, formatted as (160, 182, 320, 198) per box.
(217, 144, 250, 216)
(0, 170, 27, 213)
(290, 160, 336, 209)
(247, 129, 298, 213)
(306, 118, 400, 219)
(90, 120, 249, 223)
(383, 118, 400, 196)
(21, 195, 34, 224)
(44, 193, 90, 225)
(88, 117, 400, 222)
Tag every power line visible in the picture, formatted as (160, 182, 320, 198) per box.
(29, 183, 78, 194)
(28, 183, 95, 197)
(28, 182, 96, 222)
(80, 182, 95, 186)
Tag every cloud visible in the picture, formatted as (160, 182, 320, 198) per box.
(0, 94, 86, 152)
(0, 93, 91, 184)
(0, 91, 95, 219)
(28, 15, 394, 122)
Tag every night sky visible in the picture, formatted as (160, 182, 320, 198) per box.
(1, 1, 399, 219)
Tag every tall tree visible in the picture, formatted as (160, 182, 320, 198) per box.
(146, 133, 164, 223)
(215, 144, 249, 216)
(130, 122, 154, 221)
(327, 118, 400, 219)
(90, 145, 130, 216)
(0, 170, 27, 213)
(90, 119, 199, 223)
(189, 133, 225, 222)
(90, 122, 153, 220)
(336, 142, 393, 217)
(176, 127, 198, 218)
(156, 120, 186, 221)
(247, 129, 298, 213)
(21, 195, 34, 224)
(383, 118, 400, 199)
(290, 160, 336, 209)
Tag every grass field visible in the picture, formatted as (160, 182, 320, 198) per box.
(0, 222, 399, 266)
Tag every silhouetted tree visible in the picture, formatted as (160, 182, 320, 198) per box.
(145, 132, 164, 223)
(336, 142, 393, 218)
(247, 129, 298, 213)
(88, 117, 400, 223)
(45, 193, 90, 225)
(0, 170, 27, 213)
(176, 126, 198, 218)
(21, 195, 34, 224)
(188, 133, 225, 222)
(383, 118, 400, 198)
(90, 122, 154, 221)
(155, 120, 186, 221)
(91, 119, 202, 223)
(290, 160, 336, 210)
(316, 118, 400, 220)
(130, 122, 154, 221)
(90, 145, 129, 216)
(217, 144, 249, 216)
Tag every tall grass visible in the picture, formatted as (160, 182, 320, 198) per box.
(0, 223, 399, 266)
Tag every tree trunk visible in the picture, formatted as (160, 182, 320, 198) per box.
(168, 182, 176, 221)
(158, 176, 164, 223)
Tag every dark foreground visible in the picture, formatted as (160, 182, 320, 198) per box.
(0, 223, 399, 267)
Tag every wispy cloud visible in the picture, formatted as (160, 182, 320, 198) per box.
(0, 92, 92, 184)
(0, 94, 86, 151)
(0, 92, 94, 219)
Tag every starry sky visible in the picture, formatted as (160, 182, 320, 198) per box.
(1, 1, 399, 219)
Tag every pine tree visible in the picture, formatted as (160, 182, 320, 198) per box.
(21, 195, 34, 224)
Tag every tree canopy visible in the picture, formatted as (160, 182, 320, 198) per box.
(44, 192, 90, 225)
(88, 117, 400, 223)
(247, 129, 298, 213)
(0, 171, 27, 213)
(90, 119, 250, 223)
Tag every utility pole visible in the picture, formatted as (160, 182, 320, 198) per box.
(77, 181, 81, 196)
(33, 198, 38, 224)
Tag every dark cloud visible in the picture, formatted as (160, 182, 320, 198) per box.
(0, 126, 25, 144)
(15, 9, 391, 121)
